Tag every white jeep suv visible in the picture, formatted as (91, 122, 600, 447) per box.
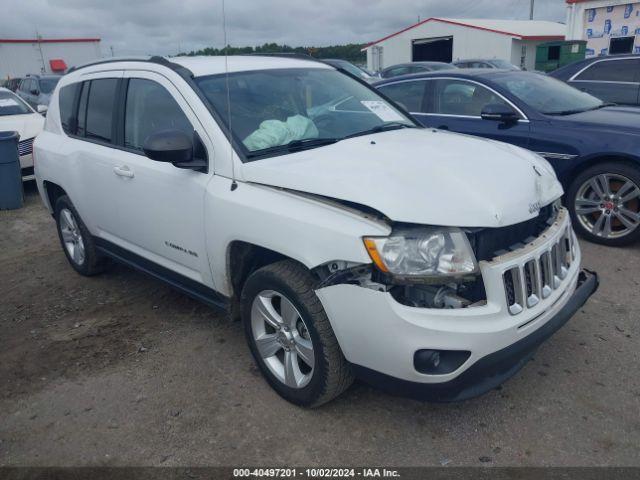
(34, 56, 598, 406)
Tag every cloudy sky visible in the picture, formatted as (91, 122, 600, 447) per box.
(2, 0, 567, 56)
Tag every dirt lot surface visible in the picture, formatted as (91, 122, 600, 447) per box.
(1, 185, 639, 467)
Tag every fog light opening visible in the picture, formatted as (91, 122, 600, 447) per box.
(414, 349, 471, 375)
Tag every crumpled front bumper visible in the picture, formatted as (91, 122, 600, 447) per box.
(315, 208, 598, 402)
(351, 269, 598, 402)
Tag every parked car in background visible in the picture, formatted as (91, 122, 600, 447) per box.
(380, 61, 456, 79)
(34, 55, 597, 406)
(0, 87, 45, 181)
(376, 69, 640, 246)
(4, 77, 23, 92)
(323, 59, 376, 83)
(17, 74, 61, 109)
(549, 54, 640, 106)
(453, 58, 520, 70)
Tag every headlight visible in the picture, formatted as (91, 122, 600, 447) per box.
(363, 227, 479, 281)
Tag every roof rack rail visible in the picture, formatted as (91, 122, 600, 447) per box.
(244, 52, 318, 61)
(66, 56, 194, 78)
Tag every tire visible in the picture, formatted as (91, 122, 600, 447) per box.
(241, 260, 354, 407)
(566, 162, 640, 247)
(54, 195, 106, 276)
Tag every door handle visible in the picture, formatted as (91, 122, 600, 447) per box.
(113, 165, 134, 178)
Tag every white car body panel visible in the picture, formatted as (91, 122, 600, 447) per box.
(242, 128, 563, 228)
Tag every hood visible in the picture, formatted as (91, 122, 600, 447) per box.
(556, 106, 640, 134)
(242, 128, 563, 228)
(0, 113, 45, 141)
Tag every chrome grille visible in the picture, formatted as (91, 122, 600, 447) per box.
(503, 226, 575, 315)
(18, 137, 34, 157)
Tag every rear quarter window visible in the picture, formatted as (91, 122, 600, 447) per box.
(575, 59, 639, 82)
(59, 83, 81, 135)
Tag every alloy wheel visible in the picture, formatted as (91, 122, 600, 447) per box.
(250, 290, 315, 389)
(575, 173, 640, 240)
(59, 208, 86, 266)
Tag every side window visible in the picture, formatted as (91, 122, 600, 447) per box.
(59, 83, 81, 135)
(32, 79, 40, 93)
(385, 67, 409, 78)
(378, 81, 427, 112)
(85, 78, 118, 143)
(20, 79, 30, 92)
(77, 82, 89, 137)
(429, 79, 511, 117)
(575, 59, 638, 82)
(124, 79, 193, 151)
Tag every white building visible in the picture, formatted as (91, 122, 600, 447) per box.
(363, 18, 566, 72)
(0, 38, 102, 79)
(566, 0, 640, 57)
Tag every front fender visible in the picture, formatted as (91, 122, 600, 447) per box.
(204, 176, 390, 296)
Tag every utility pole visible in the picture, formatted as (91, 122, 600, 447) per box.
(35, 30, 46, 73)
(529, 0, 535, 20)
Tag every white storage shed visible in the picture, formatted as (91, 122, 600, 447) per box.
(363, 18, 566, 72)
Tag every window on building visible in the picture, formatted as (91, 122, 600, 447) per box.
(609, 36, 635, 55)
(548, 45, 561, 61)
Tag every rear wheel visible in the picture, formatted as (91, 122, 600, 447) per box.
(54, 195, 106, 276)
(241, 260, 354, 407)
(567, 162, 640, 246)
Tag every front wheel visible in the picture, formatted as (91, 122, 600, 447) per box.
(567, 162, 640, 246)
(241, 260, 354, 407)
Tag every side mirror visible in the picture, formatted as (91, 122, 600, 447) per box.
(143, 129, 193, 163)
(481, 103, 519, 123)
(37, 104, 48, 114)
(30, 88, 39, 95)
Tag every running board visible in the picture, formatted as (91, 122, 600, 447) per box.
(94, 237, 229, 312)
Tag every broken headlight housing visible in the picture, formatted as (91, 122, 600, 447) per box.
(363, 227, 479, 283)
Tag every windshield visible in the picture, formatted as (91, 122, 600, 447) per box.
(488, 59, 519, 70)
(492, 72, 603, 115)
(0, 91, 31, 116)
(39, 78, 60, 94)
(195, 68, 414, 159)
(332, 60, 371, 80)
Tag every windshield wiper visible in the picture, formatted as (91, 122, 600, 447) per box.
(245, 137, 340, 159)
(344, 122, 416, 140)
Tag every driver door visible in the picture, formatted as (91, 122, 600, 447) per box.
(386, 77, 531, 149)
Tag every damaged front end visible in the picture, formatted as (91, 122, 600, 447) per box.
(314, 202, 561, 311)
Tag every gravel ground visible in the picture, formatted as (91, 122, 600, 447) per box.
(0, 184, 639, 467)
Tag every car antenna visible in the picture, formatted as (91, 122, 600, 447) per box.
(222, 0, 238, 191)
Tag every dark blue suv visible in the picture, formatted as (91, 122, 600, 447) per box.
(375, 69, 640, 246)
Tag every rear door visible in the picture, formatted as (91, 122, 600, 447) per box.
(104, 70, 214, 286)
(63, 72, 125, 237)
(569, 58, 640, 106)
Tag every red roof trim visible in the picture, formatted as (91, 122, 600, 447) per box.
(363, 18, 564, 49)
(566, 0, 592, 3)
(0, 38, 100, 44)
